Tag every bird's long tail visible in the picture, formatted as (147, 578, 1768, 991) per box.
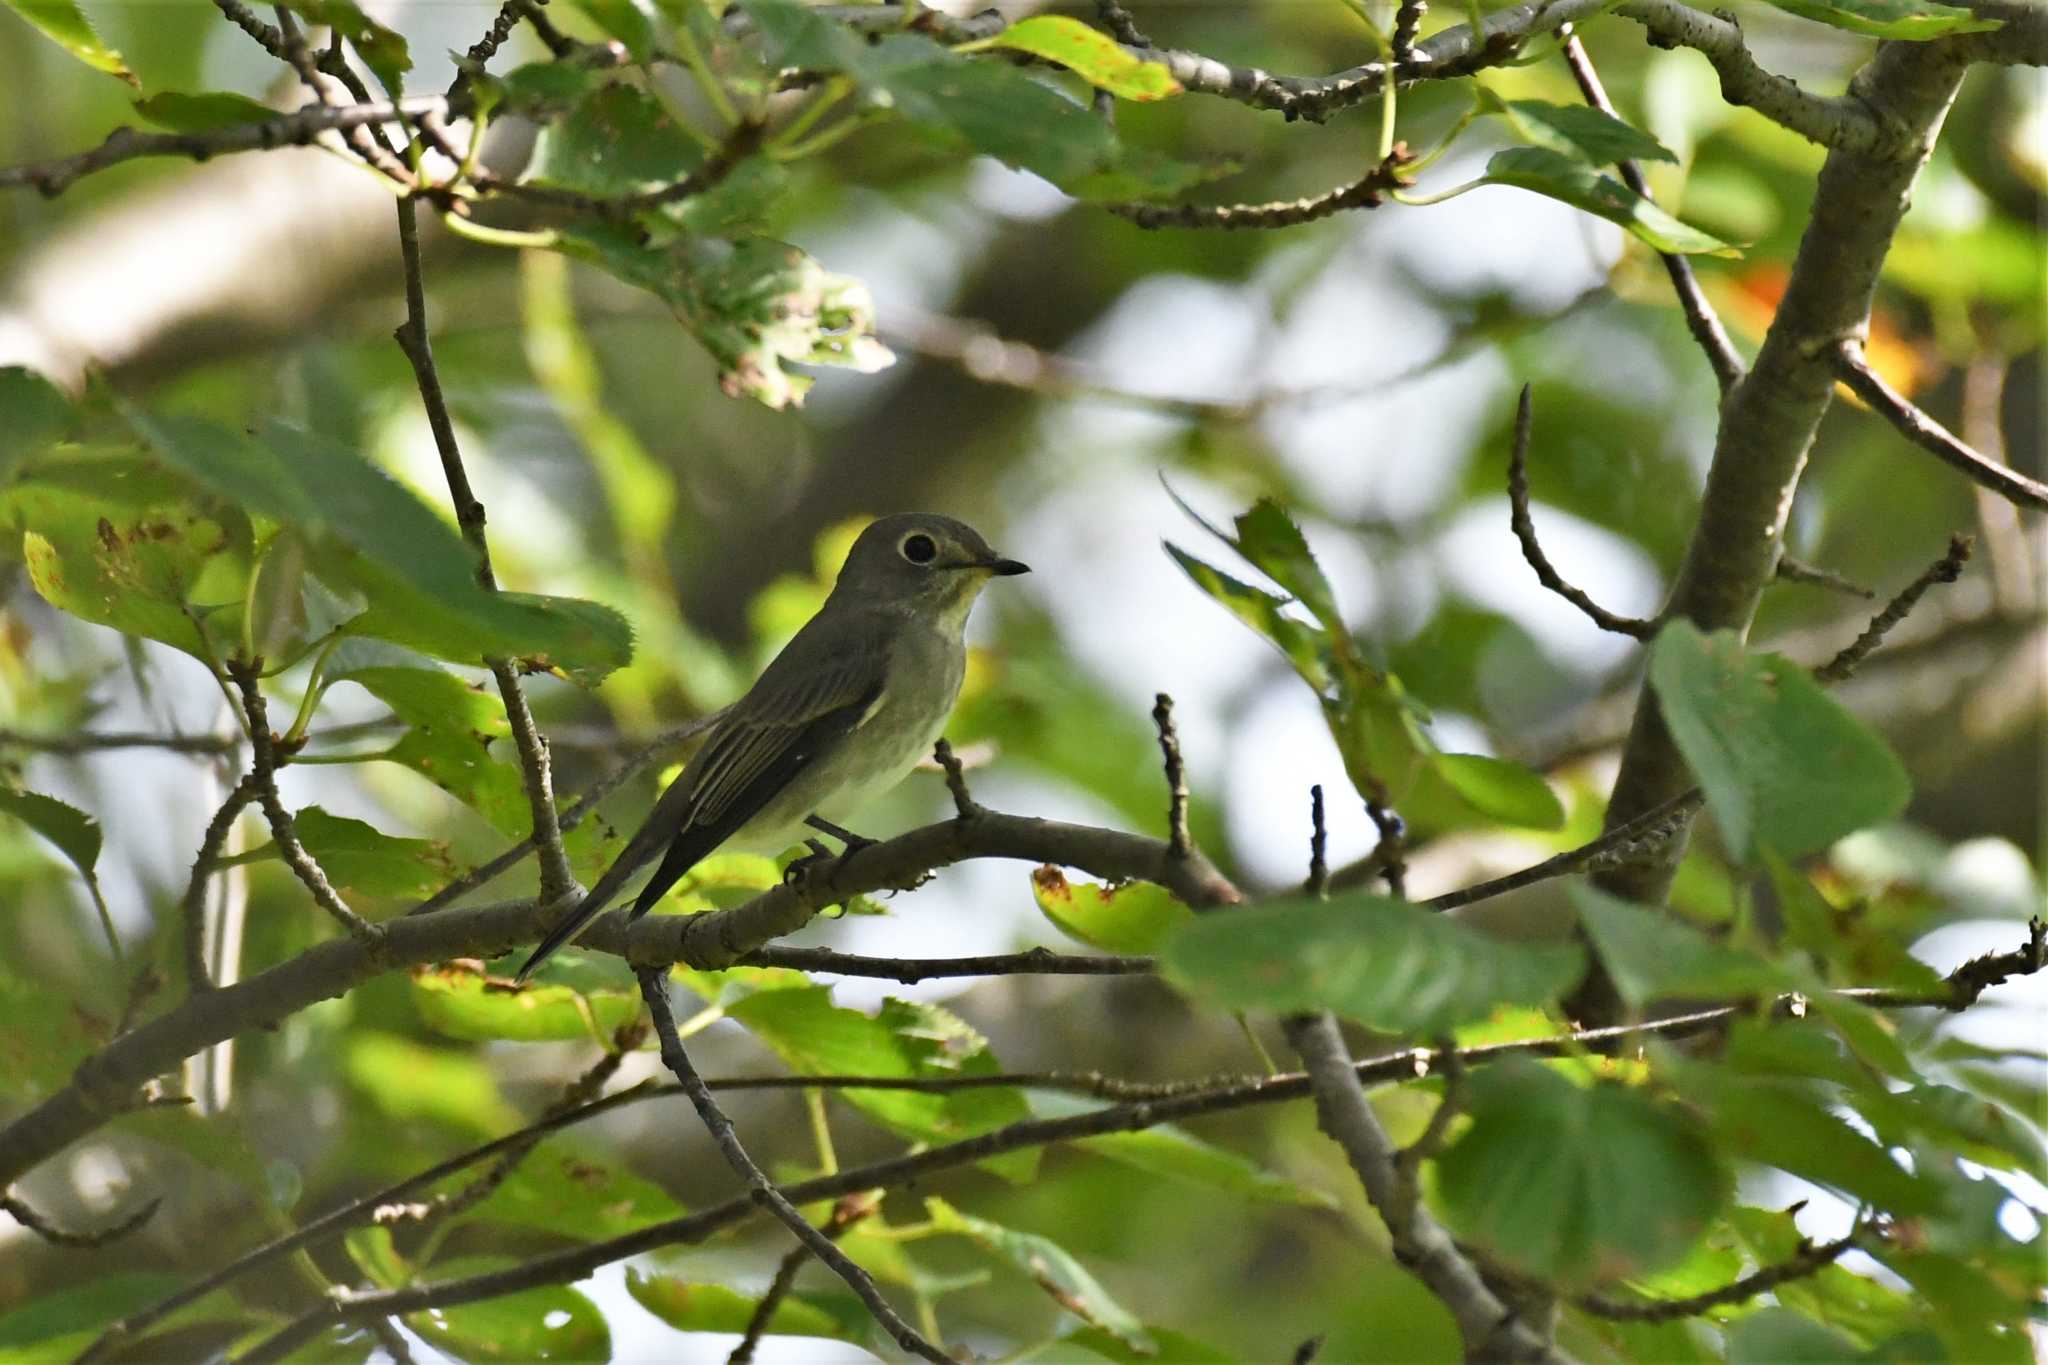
(514, 848, 647, 983)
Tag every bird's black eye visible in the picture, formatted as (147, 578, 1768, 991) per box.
(900, 533, 938, 565)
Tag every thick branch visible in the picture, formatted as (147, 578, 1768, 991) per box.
(1835, 343, 2048, 512)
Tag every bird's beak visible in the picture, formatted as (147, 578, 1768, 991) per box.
(983, 557, 1030, 576)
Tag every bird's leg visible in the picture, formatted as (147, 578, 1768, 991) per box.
(805, 814, 878, 853)
(782, 837, 837, 887)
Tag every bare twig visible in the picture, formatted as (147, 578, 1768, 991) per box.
(1152, 693, 1192, 858)
(931, 737, 980, 820)
(230, 663, 380, 945)
(1109, 149, 1413, 229)
(1578, 1227, 1864, 1321)
(1774, 553, 1874, 599)
(1509, 385, 1657, 639)
(1095, 0, 1150, 48)
(1306, 785, 1329, 896)
(2, 1190, 160, 1248)
(636, 969, 950, 1364)
(1815, 535, 1973, 684)
(1423, 788, 1705, 912)
(729, 1192, 878, 1365)
(179, 775, 261, 993)
(1559, 30, 1742, 396)
(0, 729, 239, 756)
(1391, 0, 1428, 65)
(392, 195, 575, 906)
(1835, 343, 2048, 513)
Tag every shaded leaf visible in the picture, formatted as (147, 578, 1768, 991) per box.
(464, 1146, 686, 1243)
(987, 16, 1181, 101)
(1697, 1072, 1938, 1215)
(1482, 147, 1740, 257)
(1725, 1309, 1868, 1363)
(1760, 0, 2001, 38)
(274, 0, 410, 90)
(1650, 621, 1910, 861)
(568, 0, 658, 61)
(1163, 542, 1329, 690)
(1069, 1125, 1338, 1208)
(1574, 884, 1789, 1004)
(527, 81, 699, 196)
(1161, 893, 1584, 1033)
(228, 806, 451, 900)
(1019, 1326, 1237, 1364)
(131, 91, 278, 132)
(926, 1196, 1155, 1353)
(1429, 751, 1565, 829)
(724, 987, 1036, 1179)
(412, 964, 641, 1042)
(0, 366, 73, 476)
(625, 1272, 852, 1340)
(1031, 866, 1190, 953)
(0, 787, 100, 879)
(1436, 1058, 1726, 1287)
(1229, 497, 1342, 632)
(1, 0, 133, 83)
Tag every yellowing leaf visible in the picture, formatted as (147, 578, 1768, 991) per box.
(988, 16, 1181, 101)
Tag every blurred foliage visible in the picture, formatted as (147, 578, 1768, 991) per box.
(0, 0, 2042, 1360)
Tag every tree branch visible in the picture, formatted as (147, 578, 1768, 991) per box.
(1578, 1226, 1864, 1321)
(1108, 150, 1412, 229)
(178, 774, 261, 993)
(1559, 30, 1744, 397)
(636, 968, 949, 1363)
(2, 1190, 160, 1248)
(1152, 693, 1192, 858)
(0, 728, 239, 755)
(1835, 342, 2048, 512)
(1815, 535, 1973, 683)
(1508, 385, 1659, 639)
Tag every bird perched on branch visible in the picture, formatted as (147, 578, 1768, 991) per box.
(517, 513, 1029, 981)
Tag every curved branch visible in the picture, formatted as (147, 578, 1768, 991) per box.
(1835, 342, 2048, 512)
(1508, 385, 1658, 639)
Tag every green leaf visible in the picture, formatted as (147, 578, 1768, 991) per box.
(1759, 0, 2001, 38)
(561, 229, 893, 409)
(230, 806, 451, 899)
(1699, 1072, 1938, 1214)
(327, 659, 532, 837)
(625, 1271, 852, 1340)
(567, 0, 659, 61)
(0, 787, 100, 880)
(527, 82, 700, 196)
(1728, 1206, 1921, 1347)
(464, 1146, 686, 1242)
(1070, 1125, 1339, 1208)
(131, 91, 279, 132)
(126, 410, 634, 682)
(0, 953, 100, 1097)
(1725, 1309, 1868, 1363)
(0, 1274, 190, 1358)
(1649, 621, 1911, 861)
(1, 0, 133, 83)
(1160, 893, 1584, 1034)
(274, 0, 410, 91)
(1229, 497, 1343, 633)
(1858, 1083, 2047, 1175)
(413, 964, 642, 1042)
(1481, 147, 1740, 257)
(724, 987, 1036, 1180)
(1020, 1326, 1237, 1364)
(6, 455, 252, 661)
(1436, 1059, 1726, 1287)
(490, 59, 605, 113)
(1163, 543, 1330, 690)
(986, 15, 1182, 101)
(0, 367, 73, 477)
(344, 1032, 521, 1136)
(1573, 885, 1790, 1004)
(926, 1196, 1155, 1353)
(1499, 99, 1678, 166)
(408, 1263, 609, 1361)
(1031, 866, 1190, 953)
(1428, 751, 1566, 829)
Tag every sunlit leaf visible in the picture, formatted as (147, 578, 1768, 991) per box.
(1031, 866, 1190, 953)
(1161, 893, 1584, 1033)
(274, 0, 410, 90)
(527, 81, 699, 196)
(1649, 621, 1910, 861)
(926, 1196, 1155, 1353)
(412, 964, 641, 1042)
(344, 1032, 521, 1136)
(1428, 751, 1565, 829)
(228, 806, 452, 900)
(131, 91, 278, 132)
(987, 15, 1182, 101)
(1759, 0, 2001, 38)
(1, 0, 133, 83)
(327, 660, 532, 837)
(1497, 99, 1678, 166)
(1436, 1059, 1726, 1287)
(625, 1271, 853, 1341)
(1482, 147, 1741, 257)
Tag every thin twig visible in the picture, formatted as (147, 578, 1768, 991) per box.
(1835, 343, 2048, 512)
(2, 1191, 161, 1248)
(1095, 0, 1150, 47)
(729, 1193, 878, 1365)
(391, 194, 576, 906)
(1508, 385, 1657, 639)
(179, 775, 261, 993)
(1365, 801, 1408, 900)
(739, 944, 1150, 981)
(0, 729, 240, 756)
(1559, 31, 1743, 396)
(1306, 785, 1329, 897)
(1152, 693, 1191, 859)
(1815, 535, 1973, 683)
(1109, 148, 1413, 229)
(1419, 789, 1704, 912)
(229, 663, 380, 945)
(1578, 1227, 1863, 1321)
(931, 738, 980, 820)
(1391, 0, 1428, 64)
(636, 970, 951, 1364)
(1774, 553, 1874, 599)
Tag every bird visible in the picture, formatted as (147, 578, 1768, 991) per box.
(516, 513, 1029, 981)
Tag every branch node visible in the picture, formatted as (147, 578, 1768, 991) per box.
(932, 737, 981, 821)
(1507, 385, 1657, 640)
(1366, 800, 1408, 900)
